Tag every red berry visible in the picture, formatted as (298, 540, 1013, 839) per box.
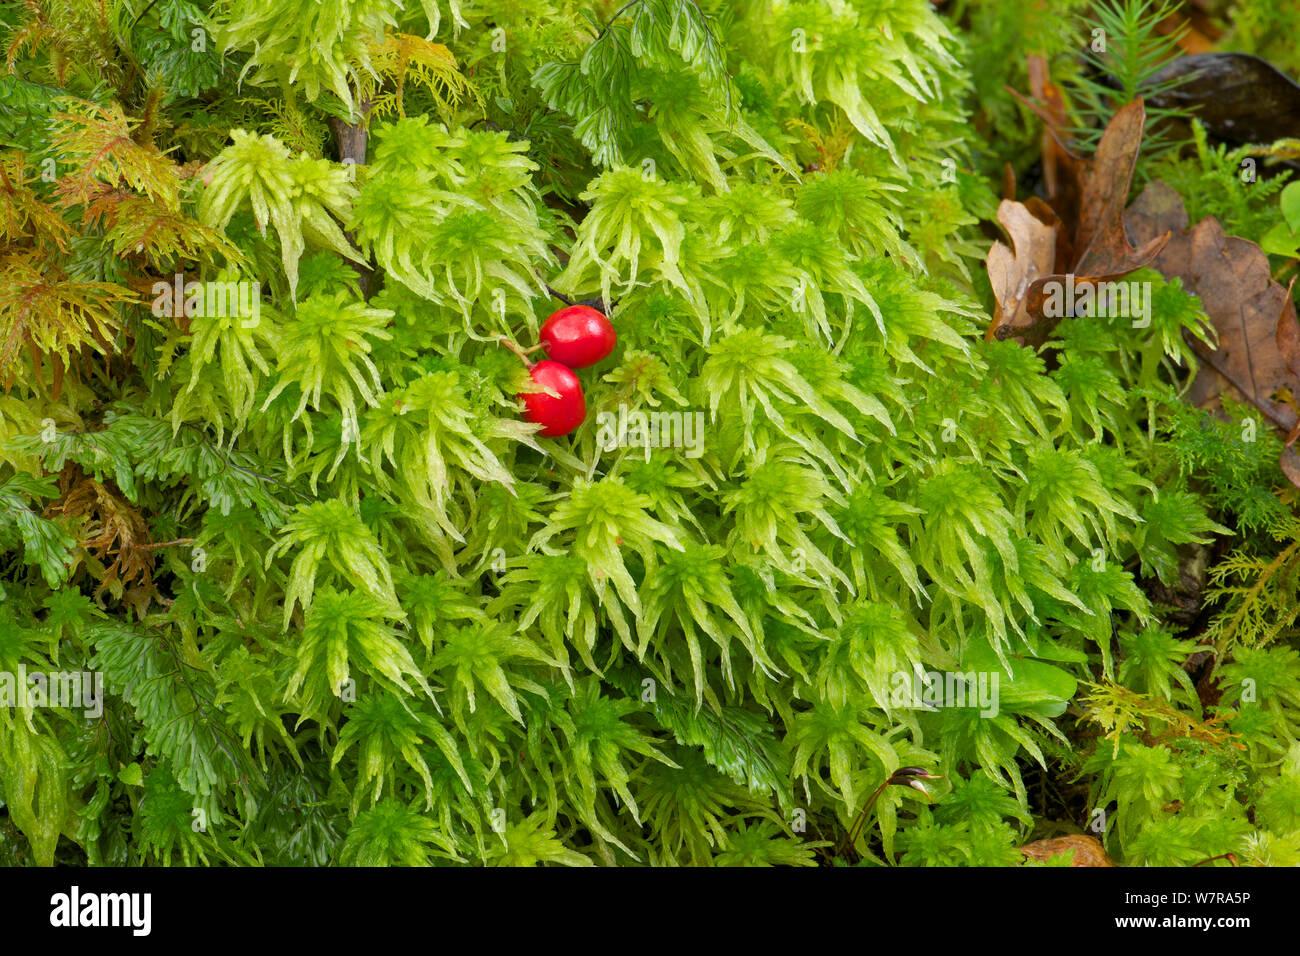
(521, 360, 586, 437)
(539, 305, 616, 369)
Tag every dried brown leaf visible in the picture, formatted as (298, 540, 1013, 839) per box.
(1020, 835, 1114, 867)
(1125, 184, 1300, 437)
(1073, 101, 1172, 277)
(986, 98, 1169, 346)
(1008, 55, 1087, 266)
(985, 199, 1058, 342)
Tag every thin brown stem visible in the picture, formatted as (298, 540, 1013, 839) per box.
(498, 336, 539, 367)
(1192, 852, 1238, 867)
(838, 780, 890, 860)
(137, 538, 195, 550)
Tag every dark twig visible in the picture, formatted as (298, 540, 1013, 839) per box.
(546, 285, 574, 306)
(131, 0, 163, 29)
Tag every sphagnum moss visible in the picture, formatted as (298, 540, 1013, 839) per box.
(0, 0, 1297, 868)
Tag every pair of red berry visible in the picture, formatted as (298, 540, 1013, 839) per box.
(516, 305, 616, 437)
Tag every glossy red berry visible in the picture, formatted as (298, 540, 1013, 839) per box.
(539, 305, 616, 369)
(521, 360, 586, 437)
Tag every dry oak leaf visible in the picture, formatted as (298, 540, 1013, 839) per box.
(1071, 100, 1172, 278)
(1019, 54, 1086, 266)
(986, 100, 1170, 346)
(1020, 834, 1115, 867)
(1125, 181, 1300, 436)
(985, 199, 1057, 341)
